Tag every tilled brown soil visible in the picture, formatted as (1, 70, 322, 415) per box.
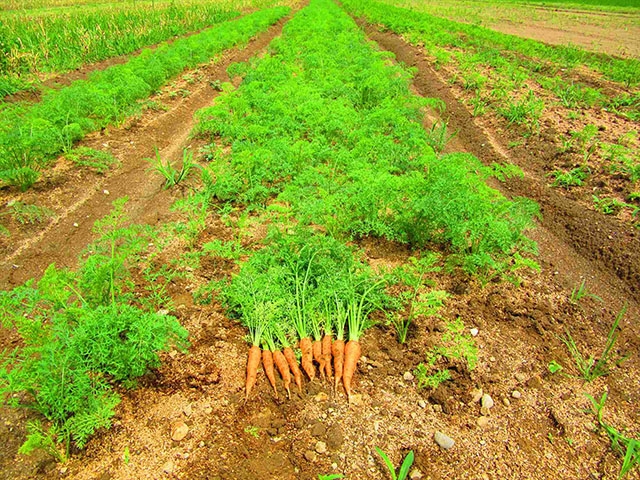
(1, 6, 640, 480)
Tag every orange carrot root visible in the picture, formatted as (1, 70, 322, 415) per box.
(322, 334, 333, 380)
(332, 339, 345, 393)
(299, 337, 315, 381)
(342, 340, 361, 400)
(312, 339, 325, 379)
(262, 349, 278, 398)
(273, 350, 292, 399)
(284, 346, 303, 393)
(245, 345, 262, 401)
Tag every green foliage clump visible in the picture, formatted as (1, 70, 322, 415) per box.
(0, 198, 188, 459)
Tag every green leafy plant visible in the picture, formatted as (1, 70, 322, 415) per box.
(548, 166, 590, 188)
(425, 120, 457, 154)
(375, 447, 414, 480)
(0, 199, 188, 460)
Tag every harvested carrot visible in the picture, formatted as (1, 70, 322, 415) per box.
(332, 338, 344, 392)
(299, 337, 315, 381)
(312, 338, 325, 379)
(342, 340, 361, 400)
(243, 303, 269, 402)
(322, 334, 333, 380)
(245, 345, 262, 401)
(262, 347, 278, 398)
(283, 346, 303, 393)
(273, 350, 292, 399)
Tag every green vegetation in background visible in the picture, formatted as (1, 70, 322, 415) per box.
(341, 0, 640, 86)
(0, 3, 239, 96)
(0, 198, 188, 460)
(195, 0, 538, 276)
(0, 6, 290, 191)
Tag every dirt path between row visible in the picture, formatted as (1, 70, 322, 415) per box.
(358, 22, 640, 317)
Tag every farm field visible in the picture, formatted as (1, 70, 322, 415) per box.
(0, 0, 639, 479)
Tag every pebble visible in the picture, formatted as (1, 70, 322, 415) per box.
(198, 441, 205, 448)
(304, 450, 317, 462)
(481, 394, 494, 410)
(410, 468, 424, 479)
(418, 399, 427, 409)
(470, 388, 483, 403)
(470, 328, 479, 337)
(171, 421, 189, 442)
(489, 356, 496, 363)
(512, 390, 522, 399)
(403, 371, 415, 381)
(350, 393, 363, 406)
(182, 404, 192, 417)
(315, 441, 327, 454)
(103, 189, 110, 195)
(434, 431, 455, 450)
(311, 422, 327, 437)
(59, 466, 68, 474)
(315, 392, 329, 402)
(204, 407, 213, 415)
(73, 223, 79, 227)
(502, 397, 511, 407)
(332, 463, 338, 470)
(515, 372, 527, 383)
(163, 461, 175, 474)
(477, 416, 490, 428)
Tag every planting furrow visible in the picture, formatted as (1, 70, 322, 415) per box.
(0, 6, 290, 192)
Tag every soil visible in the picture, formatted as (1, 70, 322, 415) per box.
(1, 4, 640, 480)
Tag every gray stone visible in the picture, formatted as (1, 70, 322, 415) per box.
(481, 394, 494, 410)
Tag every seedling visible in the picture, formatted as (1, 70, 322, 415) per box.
(318, 475, 344, 480)
(570, 279, 602, 304)
(244, 425, 260, 438)
(375, 447, 414, 480)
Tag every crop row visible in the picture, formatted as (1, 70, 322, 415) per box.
(342, 0, 640, 226)
(0, 2, 242, 97)
(189, 0, 538, 400)
(341, 0, 640, 87)
(0, 5, 290, 191)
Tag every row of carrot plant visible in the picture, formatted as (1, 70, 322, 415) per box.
(341, 0, 640, 226)
(189, 0, 538, 399)
(0, 5, 290, 192)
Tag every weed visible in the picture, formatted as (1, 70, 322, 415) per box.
(557, 306, 629, 382)
(2, 200, 53, 225)
(147, 147, 199, 189)
(593, 196, 629, 215)
(66, 147, 117, 174)
(375, 447, 414, 480)
(570, 279, 602, 304)
(318, 475, 344, 480)
(425, 121, 457, 154)
(244, 425, 260, 438)
(586, 392, 639, 479)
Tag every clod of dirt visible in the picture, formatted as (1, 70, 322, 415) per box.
(326, 424, 344, 449)
(477, 416, 490, 428)
(311, 422, 327, 437)
(163, 460, 175, 475)
(434, 431, 455, 450)
(304, 450, 317, 462)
